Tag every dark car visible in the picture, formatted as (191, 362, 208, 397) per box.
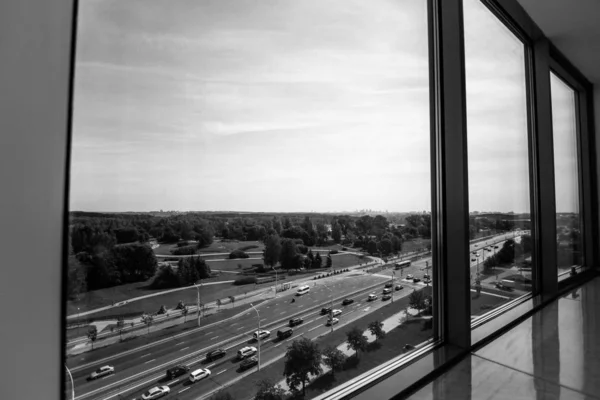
(166, 365, 190, 379)
(289, 317, 304, 327)
(239, 356, 258, 371)
(384, 282, 393, 288)
(382, 294, 392, 301)
(205, 348, 227, 362)
(342, 298, 354, 305)
(413, 278, 421, 283)
(277, 327, 293, 339)
(321, 307, 332, 315)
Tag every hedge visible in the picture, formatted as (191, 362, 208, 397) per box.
(229, 249, 249, 259)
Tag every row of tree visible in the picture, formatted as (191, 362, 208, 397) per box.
(150, 257, 212, 289)
(262, 234, 333, 270)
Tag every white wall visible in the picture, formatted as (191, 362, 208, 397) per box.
(0, 0, 73, 398)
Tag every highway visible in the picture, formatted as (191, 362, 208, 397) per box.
(67, 230, 528, 400)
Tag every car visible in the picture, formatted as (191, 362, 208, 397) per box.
(205, 348, 226, 362)
(189, 368, 211, 383)
(239, 356, 259, 371)
(253, 330, 271, 340)
(289, 317, 304, 327)
(406, 274, 414, 279)
(384, 282, 393, 288)
(331, 309, 342, 317)
(342, 298, 354, 305)
(368, 294, 378, 301)
(423, 274, 431, 280)
(382, 288, 392, 294)
(166, 364, 190, 379)
(88, 365, 114, 380)
(395, 285, 404, 291)
(277, 328, 293, 339)
(141, 386, 170, 400)
(471, 258, 476, 262)
(413, 278, 421, 283)
(327, 317, 340, 326)
(487, 248, 492, 252)
(321, 307, 332, 315)
(423, 278, 432, 284)
(494, 245, 499, 249)
(472, 251, 477, 255)
(382, 294, 392, 301)
(237, 346, 257, 359)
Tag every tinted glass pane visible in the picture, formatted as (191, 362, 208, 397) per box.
(464, 0, 533, 318)
(65, 1, 432, 399)
(550, 72, 582, 278)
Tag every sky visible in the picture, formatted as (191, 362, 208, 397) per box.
(70, 0, 575, 213)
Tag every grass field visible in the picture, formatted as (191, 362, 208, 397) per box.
(221, 297, 432, 400)
(471, 291, 512, 316)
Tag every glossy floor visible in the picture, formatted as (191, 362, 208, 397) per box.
(409, 277, 600, 400)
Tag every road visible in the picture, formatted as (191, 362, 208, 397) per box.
(67, 230, 528, 400)
(68, 272, 412, 400)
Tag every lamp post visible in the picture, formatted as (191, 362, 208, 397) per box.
(65, 364, 75, 400)
(391, 271, 395, 303)
(274, 268, 278, 298)
(194, 281, 202, 327)
(476, 253, 481, 280)
(322, 283, 334, 333)
(250, 303, 261, 371)
(77, 307, 80, 337)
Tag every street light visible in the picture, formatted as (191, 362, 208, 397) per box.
(65, 364, 75, 400)
(322, 283, 334, 333)
(391, 271, 395, 303)
(77, 307, 80, 337)
(274, 268, 278, 298)
(250, 303, 261, 371)
(194, 281, 202, 327)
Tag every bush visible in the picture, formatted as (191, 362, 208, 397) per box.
(229, 249, 249, 259)
(342, 247, 347, 251)
(176, 240, 191, 247)
(234, 276, 257, 285)
(150, 265, 179, 289)
(170, 245, 197, 255)
(330, 250, 339, 254)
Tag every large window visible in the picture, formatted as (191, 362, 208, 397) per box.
(464, 0, 533, 316)
(550, 71, 582, 278)
(65, 1, 432, 399)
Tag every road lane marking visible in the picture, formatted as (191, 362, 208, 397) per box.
(144, 359, 155, 364)
(207, 363, 216, 368)
(307, 319, 315, 324)
(180, 347, 189, 351)
(216, 370, 226, 375)
(175, 342, 185, 346)
(179, 387, 190, 393)
(231, 322, 238, 326)
(211, 336, 219, 340)
(100, 375, 114, 380)
(140, 353, 152, 358)
(206, 331, 214, 335)
(260, 318, 267, 322)
(279, 311, 286, 315)
(308, 326, 319, 332)
(167, 379, 179, 385)
(236, 327, 244, 330)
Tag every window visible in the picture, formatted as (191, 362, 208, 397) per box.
(550, 72, 582, 278)
(65, 1, 432, 399)
(464, 0, 533, 316)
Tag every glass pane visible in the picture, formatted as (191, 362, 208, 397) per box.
(464, 0, 533, 318)
(550, 72, 582, 279)
(65, 1, 431, 399)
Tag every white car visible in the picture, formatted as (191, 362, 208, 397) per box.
(327, 318, 339, 326)
(253, 330, 271, 340)
(368, 294, 378, 301)
(382, 288, 392, 294)
(88, 365, 114, 380)
(406, 274, 414, 280)
(331, 309, 342, 317)
(189, 368, 211, 383)
(237, 346, 258, 359)
(141, 386, 170, 400)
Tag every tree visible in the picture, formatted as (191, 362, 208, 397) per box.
(283, 337, 323, 396)
(263, 234, 281, 268)
(408, 290, 426, 316)
(280, 239, 298, 270)
(88, 327, 98, 350)
(346, 327, 368, 359)
(332, 222, 342, 243)
(111, 243, 158, 284)
(368, 320, 386, 341)
(114, 227, 140, 244)
(323, 346, 346, 379)
(142, 314, 154, 334)
(367, 240, 378, 255)
(254, 379, 286, 400)
(379, 239, 392, 256)
(210, 390, 235, 400)
(313, 252, 322, 269)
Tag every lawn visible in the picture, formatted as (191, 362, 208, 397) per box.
(221, 296, 432, 400)
(402, 238, 431, 253)
(470, 290, 513, 316)
(205, 253, 363, 273)
(197, 240, 265, 254)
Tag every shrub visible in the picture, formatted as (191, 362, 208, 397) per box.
(330, 250, 339, 254)
(342, 247, 347, 251)
(170, 245, 197, 255)
(150, 265, 179, 289)
(233, 276, 257, 285)
(229, 249, 249, 259)
(176, 240, 191, 247)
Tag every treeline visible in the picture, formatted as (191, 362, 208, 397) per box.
(151, 257, 212, 289)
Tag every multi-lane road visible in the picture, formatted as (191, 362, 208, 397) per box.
(66, 230, 528, 400)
